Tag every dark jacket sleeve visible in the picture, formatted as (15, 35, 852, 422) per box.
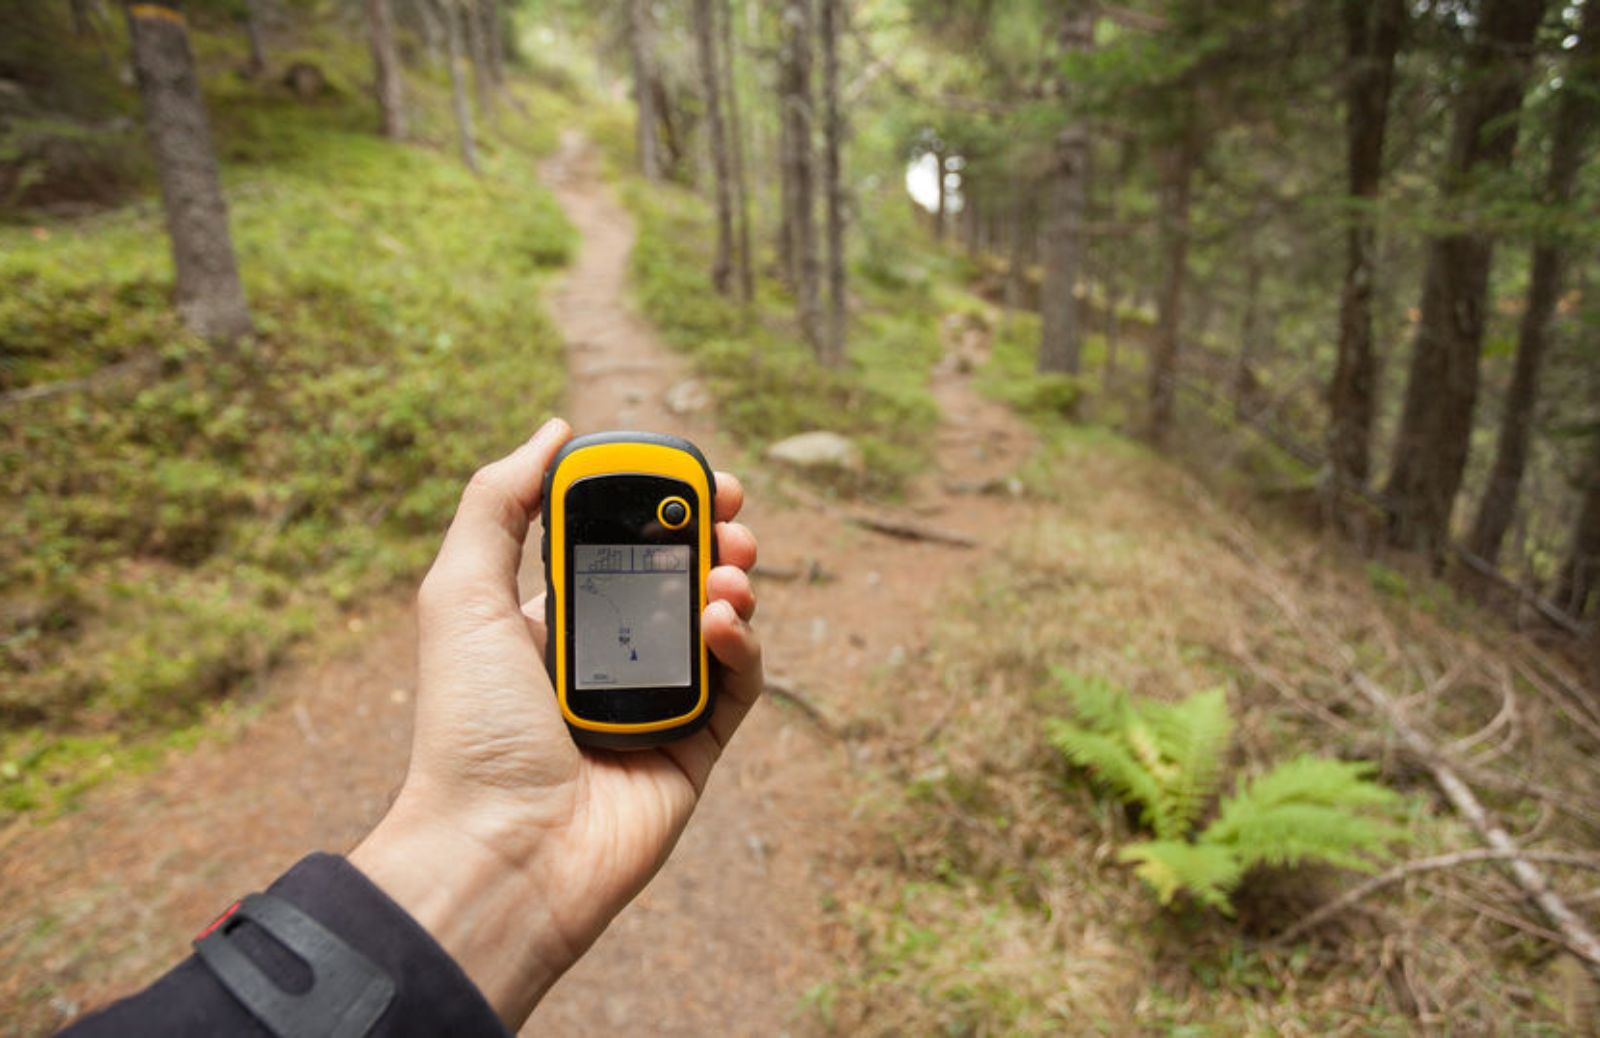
(59, 853, 512, 1038)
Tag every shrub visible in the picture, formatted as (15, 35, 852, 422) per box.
(1045, 670, 1404, 913)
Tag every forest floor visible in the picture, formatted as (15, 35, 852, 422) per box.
(6, 120, 1598, 1034)
(0, 131, 1041, 1035)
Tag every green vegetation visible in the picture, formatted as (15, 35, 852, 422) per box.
(1047, 672, 1403, 913)
(624, 177, 938, 492)
(1, 23, 575, 818)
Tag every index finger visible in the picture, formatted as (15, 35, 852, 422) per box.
(713, 471, 744, 522)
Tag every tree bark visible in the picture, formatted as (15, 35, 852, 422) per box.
(482, 0, 504, 88)
(819, 0, 847, 365)
(626, 0, 660, 179)
(243, 0, 268, 76)
(720, 0, 754, 303)
(693, 0, 735, 295)
(413, 0, 442, 70)
(933, 143, 946, 240)
(1037, 127, 1089, 374)
(365, 0, 407, 140)
(1384, 0, 1546, 559)
(124, 1, 252, 342)
(1557, 432, 1600, 619)
(778, 0, 822, 352)
(1146, 114, 1197, 447)
(1037, 8, 1094, 376)
(1328, 0, 1403, 492)
(1469, 4, 1599, 566)
(463, 0, 495, 119)
(1233, 252, 1265, 419)
(438, 0, 479, 173)
(71, 0, 96, 37)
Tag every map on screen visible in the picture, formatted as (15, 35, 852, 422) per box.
(573, 544, 692, 690)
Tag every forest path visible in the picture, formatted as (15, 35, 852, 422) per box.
(0, 130, 1039, 1036)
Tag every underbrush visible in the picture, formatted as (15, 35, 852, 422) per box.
(1, 32, 573, 818)
(820, 431, 1593, 1034)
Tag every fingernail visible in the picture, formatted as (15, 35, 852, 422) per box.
(531, 417, 567, 445)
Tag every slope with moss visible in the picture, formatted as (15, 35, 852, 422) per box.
(1, 14, 577, 817)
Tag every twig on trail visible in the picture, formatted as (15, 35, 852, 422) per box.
(753, 558, 830, 584)
(764, 676, 841, 739)
(0, 355, 159, 409)
(778, 479, 978, 549)
(1276, 849, 1600, 947)
(845, 514, 977, 548)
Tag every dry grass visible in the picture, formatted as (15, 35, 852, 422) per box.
(819, 425, 1600, 1035)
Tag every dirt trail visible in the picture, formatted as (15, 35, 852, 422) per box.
(0, 131, 1038, 1036)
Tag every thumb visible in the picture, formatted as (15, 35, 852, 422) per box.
(419, 418, 572, 620)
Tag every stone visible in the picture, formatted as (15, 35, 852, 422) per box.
(664, 378, 710, 415)
(764, 430, 865, 475)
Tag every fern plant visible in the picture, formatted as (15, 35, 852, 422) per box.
(1045, 669, 1403, 913)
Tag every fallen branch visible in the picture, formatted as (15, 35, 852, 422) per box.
(1277, 849, 1600, 947)
(0, 354, 159, 409)
(846, 513, 977, 548)
(1193, 488, 1600, 978)
(1346, 669, 1600, 972)
(764, 676, 841, 739)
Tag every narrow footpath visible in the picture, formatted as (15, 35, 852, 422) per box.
(0, 132, 1039, 1037)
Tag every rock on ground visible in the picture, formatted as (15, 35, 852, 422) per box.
(764, 431, 865, 475)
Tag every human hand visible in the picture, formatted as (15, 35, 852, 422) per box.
(350, 418, 763, 1028)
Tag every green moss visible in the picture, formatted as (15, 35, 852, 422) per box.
(0, 29, 573, 819)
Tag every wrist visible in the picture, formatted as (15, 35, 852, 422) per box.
(349, 794, 577, 1029)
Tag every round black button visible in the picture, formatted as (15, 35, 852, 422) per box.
(661, 500, 688, 526)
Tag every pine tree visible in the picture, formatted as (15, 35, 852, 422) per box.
(1469, 3, 1599, 566)
(1384, 0, 1548, 559)
(694, 0, 735, 295)
(123, 0, 252, 341)
(1328, 0, 1405, 492)
(365, 0, 407, 140)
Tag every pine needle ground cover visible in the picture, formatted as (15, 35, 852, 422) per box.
(0, 28, 574, 819)
(817, 427, 1595, 1034)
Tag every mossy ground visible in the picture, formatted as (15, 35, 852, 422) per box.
(1, 16, 576, 818)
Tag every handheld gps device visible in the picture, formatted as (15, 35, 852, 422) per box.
(540, 431, 716, 749)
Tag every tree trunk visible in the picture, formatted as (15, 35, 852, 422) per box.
(124, 1, 251, 341)
(1004, 193, 1027, 317)
(819, 0, 847, 365)
(438, 0, 479, 173)
(933, 143, 946, 240)
(1233, 253, 1264, 419)
(1468, 4, 1598, 566)
(778, 0, 822, 352)
(482, 0, 504, 87)
(693, 0, 734, 295)
(243, 0, 268, 76)
(1146, 116, 1197, 447)
(1557, 433, 1600, 619)
(720, 0, 754, 303)
(1037, 127, 1089, 374)
(414, 0, 442, 70)
(627, 0, 660, 179)
(71, 0, 96, 36)
(1384, 0, 1547, 560)
(1328, 0, 1403, 492)
(365, 0, 407, 140)
(463, 0, 495, 119)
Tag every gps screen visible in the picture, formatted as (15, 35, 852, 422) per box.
(573, 544, 692, 690)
